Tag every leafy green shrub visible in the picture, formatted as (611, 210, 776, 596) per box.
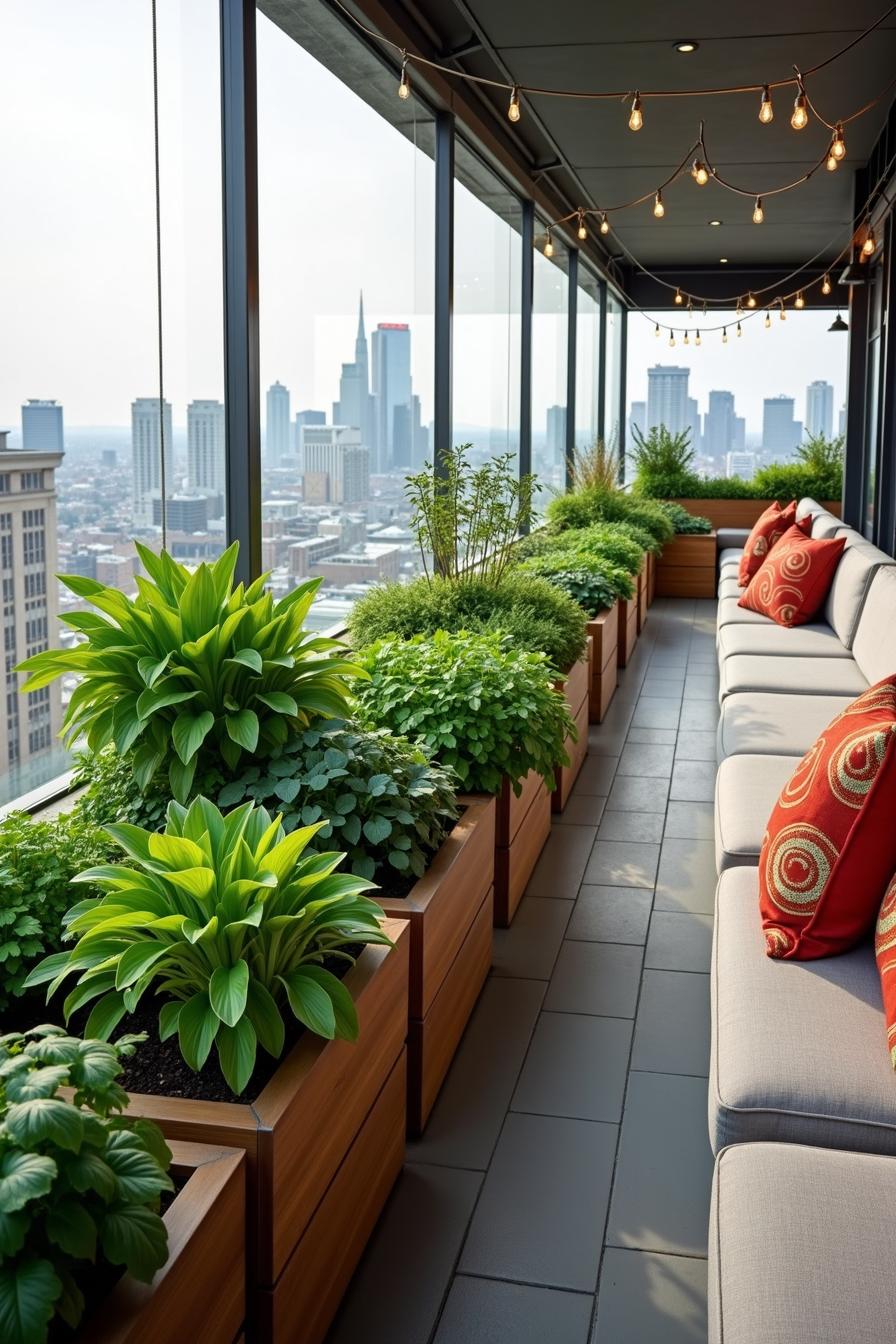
(752, 462, 842, 503)
(0, 1026, 172, 1342)
(570, 435, 621, 492)
(18, 542, 364, 803)
(354, 631, 575, 795)
(348, 571, 586, 673)
(655, 501, 713, 534)
(26, 798, 391, 1095)
(0, 811, 113, 1014)
(73, 747, 171, 832)
(628, 425, 698, 497)
(546, 487, 674, 547)
(517, 553, 633, 615)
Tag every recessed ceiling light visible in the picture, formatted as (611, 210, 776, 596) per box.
(674, 40, 699, 53)
(719, 257, 729, 263)
(708, 219, 722, 227)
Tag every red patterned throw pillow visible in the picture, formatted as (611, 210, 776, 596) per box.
(738, 526, 845, 627)
(876, 875, 896, 1065)
(760, 677, 896, 959)
(738, 500, 805, 586)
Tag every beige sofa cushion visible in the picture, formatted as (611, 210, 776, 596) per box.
(717, 691, 853, 759)
(852, 565, 896, 685)
(715, 754, 794, 870)
(719, 653, 867, 701)
(716, 596, 771, 629)
(823, 536, 891, 648)
(718, 622, 850, 660)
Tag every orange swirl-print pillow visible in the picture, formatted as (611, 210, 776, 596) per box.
(875, 873, 896, 1066)
(760, 677, 896, 960)
(738, 525, 845, 627)
(737, 500, 809, 586)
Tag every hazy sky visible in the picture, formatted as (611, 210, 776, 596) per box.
(1, 2, 848, 441)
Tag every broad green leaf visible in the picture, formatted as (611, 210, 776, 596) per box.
(104, 1132, 173, 1203)
(168, 753, 197, 805)
(178, 992, 220, 1072)
(4, 1066, 69, 1104)
(45, 1199, 97, 1260)
(0, 1258, 61, 1344)
(245, 980, 285, 1058)
(255, 691, 298, 715)
(0, 1152, 57, 1213)
(84, 992, 128, 1043)
(225, 708, 259, 753)
(6, 1099, 83, 1154)
(208, 962, 250, 1028)
(215, 1018, 257, 1095)
(62, 1150, 117, 1203)
(114, 942, 170, 990)
(100, 1204, 168, 1282)
(279, 969, 337, 1039)
(363, 816, 392, 846)
(158, 1001, 183, 1042)
(163, 866, 215, 901)
(298, 965, 359, 1041)
(171, 709, 215, 766)
(226, 647, 263, 674)
(0, 1211, 27, 1257)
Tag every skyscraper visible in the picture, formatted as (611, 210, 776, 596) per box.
(333, 293, 375, 458)
(131, 397, 174, 526)
(294, 410, 326, 472)
(21, 400, 63, 452)
(629, 401, 646, 439)
(187, 399, 225, 497)
(302, 426, 370, 504)
(704, 390, 736, 459)
(687, 397, 702, 454)
(266, 382, 291, 464)
(805, 380, 834, 439)
(762, 396, 802, 459)
(371, 323, 412, 472)
(646, 366, 689, 435)
(546, 406, 567, 465)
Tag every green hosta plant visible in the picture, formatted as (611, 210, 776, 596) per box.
(355, 631, 575, 795)
(518, 552, 633, 615)
(17, 542, 364, 802)
(516, 523, 644, 576)
(24, 798, 392, 1095)
(655, 501, 713, 534)
(0, 1026, 172, 1344)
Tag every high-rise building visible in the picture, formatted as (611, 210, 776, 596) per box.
(294, 410, 327, 473)
(733, 416, 746, 452)
(762, 396, 802, 459)
(704, 390, 736, 459)
(546, 405, 567, 465)
(131, 397, 174, 526)
(186, 400, 225, 497)
(839, 404, 847, 437)
(333, 293, 375, 458)
(629, 401, 646, 439)
(302, 426, 370, 504)
(371, 323, 412, 472)
(266, 382, 291, 464)
(646, 366, 689, 435)
(21, 399, 64, 452)
(727, 451, 756, 480)
(805, 380, 834, 439)
(0, 432, 63, 776)
(686, 397, 702, 453)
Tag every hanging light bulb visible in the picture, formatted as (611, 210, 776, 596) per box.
(747, 293, 757, 308)
(544, 231, 554, 258)
(821, 273, 832, 296)
(398, 52, 411, 100)
(508, 85, 521, 123)
(683, 330, 690, 345)
(862, 230, 876, 257)
(736, 299, 744, 317)
(668, 331, 676, 347)
(752, 196, 764, 224)
(759, 85, 774, 124)
(737, 321, 743, 337)
(687, 298, 694, 317)
(629, 92, 643, 131)
(599, 212, 610, 235)
(674, 287, 683, 305)
(722, 327, 728, 344)
(795, 291, 805, 309)
(691, 159, 710, 186)
(791, 87, 809, 130)
(577, 210, 587, 242)
(779, 299, 787, 320)
(695, 330, 702, 346)
(831, 123, 846, 161)
(826, 150, 839, 172)
(654, 323, 660, 338)
(653, 189, 665, 218)
(765, 310, 772, 328)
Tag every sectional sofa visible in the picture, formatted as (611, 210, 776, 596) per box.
(707, 500, 896, 1341)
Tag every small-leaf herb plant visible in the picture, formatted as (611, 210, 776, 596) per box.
(25, 798, 392, 1096)
(0, 1026, 172, 1344)
(354, 631, 575, 795)
(517, 553, 633, 616)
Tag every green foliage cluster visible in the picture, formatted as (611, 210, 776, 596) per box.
(354, 631, 575, 796)
(18, 543, 363, 803)
(546, 487, 674, 547)
(26, 798, 391, 1095)
(0, 1026, 172, 1343)
(569, 436, 621, 493)
(628, 425, 696, 498)
(517, 553, 632, 615)
(654, 502, 713, 534)
(348, 571, 586, 674)
(0, 812, 113, 1015)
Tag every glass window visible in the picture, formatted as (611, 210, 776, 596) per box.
(0, 0, 223, 805)
(604, 290, 624, 452)
(575, 269, 601, 456)
(453, 144, 522, 472)
(257, 9, 435, 625)
(532, 224, 569, 495)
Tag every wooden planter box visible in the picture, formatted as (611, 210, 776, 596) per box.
(657, 532, 717, 597)
(637, 556, 649, 633)
(552, 638, 592, 813)
(121, 922, 410, 1344)
(670, 498, 841, 530)
(82, 1141, 245, 1344)
(647, 551, 657, 606)
(586, 605, 618, 725)
(379, 798, 495, 1133)
(617, 588, 639, 668)
(493, 770, 551, 927)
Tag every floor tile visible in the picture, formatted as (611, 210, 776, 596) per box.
(328, 1164, 483, 1344)
(592, 1249, 707, 1344)
(605, 774, 670, 814)
(597, 809, 665, 844)
(640, 678, 684, 699)
(512, 1011, 632, 1122)
(459, 1112, 616, 1291)
(544, 941, 643, 1017)
(663, 800, 715, 841)
(674, 730, 717, 762)
(583, 840, 660, 889)
(683, 673, 719, 701)
(631, 970, 711, 1076)
(606, 1072, 714, 1257)
(587, 726, 628, 757)
(493, 897, 573, 980)
(653, 838, 717, 915)
(573, 754, 620, 796)
(567, 886, 653, 944)
(648, 653, 688, 669)
(555, 792, 606, 827)
(631, 697, 681, 730)
(409, 977, 545, 1170)
(626, 727, 677, 745)
(526, 825, 597, 898)
(645, 912, 714, 973)
(670, 759, 717, 803)
(616, 742, 675, 778)
(678, 699, 719, 732)
(436, 1276, 593, 1344)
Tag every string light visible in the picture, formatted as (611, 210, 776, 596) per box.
(736, 299, 744, 316)
(752, 196, 764, 223)
(674, 287, 684, 305)
(759, 85, 774, 123)
(779, 299, 787, 320)
(794, 291, 805, 308)
(577, 210, 587, 241)
(747, 293, 757, 307)
(653, 189, 665, 218)
(600, 212, 610, 235)
(831, 123, 846, 160)
(692, 159, 710, 186)
(737, 321, 743, 337)
(683, 330, 690, 345)
(722, 327, 728, 343)
(695, 330, 702, 346)
(687, 298, 694, 317)
(862, 229, 876, 257)
(629, 92, 644, 131)
(544, 230, 554, 258)
(668, 331, 676, 347)
(655, 323, 660, 337)
(791, 86, 809, 130)
(398, 52, 411, 100)
(765, 311, 772, 328)
(822, 273, 832, 295)
(508, 85, 521, 122)
(826, 149, 839, 172)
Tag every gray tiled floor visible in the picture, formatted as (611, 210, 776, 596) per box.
(328, 599, 715, 1343)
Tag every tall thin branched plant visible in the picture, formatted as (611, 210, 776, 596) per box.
(570, 435, 621, 493)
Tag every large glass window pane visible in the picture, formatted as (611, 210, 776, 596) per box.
(532, 226, 569, 495)
(0, 0, 223, 805)
(257, 9, 435, 625)
(453, 145, 521, 472)
(575, 270, 601, 455)
(604, 291, 624, 451)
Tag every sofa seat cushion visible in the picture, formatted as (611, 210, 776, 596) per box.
(717, 597, 773, 629)
(718, 621, 850, 660)
(719, 653, 867, 701)
(715, 754, 795, 871)
(717, 576, 743, 602)
(718, 691, 853, 759)
(719, 546, 744, 569)
(709, 1142, 896, 1344)
(717, 529, 750, 555)
(709, 865, 896, 1154)
(738, 527, 846, 627)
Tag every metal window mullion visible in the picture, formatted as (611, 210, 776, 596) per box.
(519, 198, 534, 489)
(597, 280, 607, 442)
(433, 110, 454, 482)
(618, 301, 629, 477)
(876, 212, 896, 552)
(565, 248, 578, 492)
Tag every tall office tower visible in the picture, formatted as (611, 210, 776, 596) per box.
(646, 365, 689, 435)
(302, 426, 370, 504)
(411, 394, 429, 469)
(704, 390, 736, 459)
(733, 416, 746, 451)
(186, 400, 225, 496)
(0, 431, 63, 778)
(546, 405, 567, 464)
(371, 323, 412, 472)
(805, 380, 834, 439)
(687, 397, 702, 453)
(131, 397, 174, 526)
(333, 293, 375, 454)
(629, 401, 646, 439)
(762, 395, 802, 459)
(294, 410, 326, 472)
(266, 382, 291, 464)
(839, 404, 847, 437)
(21, 400, 64, 452)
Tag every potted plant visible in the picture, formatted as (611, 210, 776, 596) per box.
(24, 799, 409, 1344)
(652, 501, 717, 597)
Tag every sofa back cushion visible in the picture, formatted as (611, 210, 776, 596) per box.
(812, 514, 846, 539)
(739, 527, 846, 627)
(797, 497, 823, 521)
(853, 566, 896, 682)
(825, 536, 892, 648)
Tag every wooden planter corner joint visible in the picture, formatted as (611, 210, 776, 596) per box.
(552, 637, 591, 813)
(636, 555, 649, 634)
(586, 606, 618, 725)
(656, 532, 717, 598)
(647, 550, 657, 606)
(493, 769, 551, 928)
(617, 585, 639, 669)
